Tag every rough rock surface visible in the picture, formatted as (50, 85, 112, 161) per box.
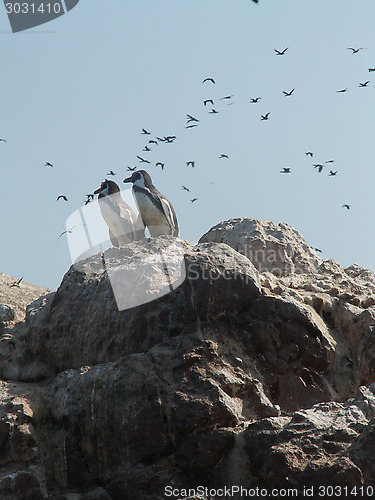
(0, 222, 374, 499)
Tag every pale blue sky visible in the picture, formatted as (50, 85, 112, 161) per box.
(1, 0, 375, 289)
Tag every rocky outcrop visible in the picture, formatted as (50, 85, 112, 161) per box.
(0, 220, 375, 498)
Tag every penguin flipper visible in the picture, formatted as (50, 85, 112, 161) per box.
(109, 229, 119, 247)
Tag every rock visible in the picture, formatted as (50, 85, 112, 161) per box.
(0, 221, 375, 497)
(199, 218, 323, 276)
(0, 304, 15, 324)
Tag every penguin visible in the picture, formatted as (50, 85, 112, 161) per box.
(94, 180, 145, 246)
(123, 170, 179, 237)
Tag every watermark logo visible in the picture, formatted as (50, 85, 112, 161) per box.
(64, 188, 186, 312)
(4, 0, 80, 32)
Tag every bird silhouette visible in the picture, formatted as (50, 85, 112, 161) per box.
(107, 170, 116, 176)
(325, 160, 334, 163)
(359, 81, 370, 87)
(202, 77, 215, 84)
(283, 88, 295, 96)
(141, 128, 150, 135)
(261, 113, 270, 120)
(337, 88, 347, 93)
(186, 161, 195, 167)
(342, 204, 350, 210)
(149, 139, 158, 145)
(274, 47, 288, 55)
(305, 152, 314, 157)
(10, 277, 23, 288)
(368, 68, 375, 72)
(143, 146, 151, 152)
(250, 97, 261, 103)
(209, 109, 219, 114)
(182, 186, 190, 192)
(314, 248, 322, 253)
(313, 164, 324, 172)
(0, 138, 7, 143)
(187, 114, 199, 123)
(347, 47, 366, 54)
(127, 166, 137, 171)
(204, 99, 214, 106)
(280, 168, 291, 173)
(329, 171, 338, 176)
(185, 124, 198, 129)
(164, 136, 177, 143)
(155, 162, 165, 170)
(191, 198, 198, 203)
(137, 155, 151, 164)
(57, 195, 68, 201)
(220, 95, 234, 100)
(220, 154, 229, 159)
(45, 162, 53, 167)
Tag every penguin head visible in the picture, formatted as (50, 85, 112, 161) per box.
(94, 179, 121, 197)
(123, 170, 153, 189)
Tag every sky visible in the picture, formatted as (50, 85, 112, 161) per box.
(1, 0, 375, 290)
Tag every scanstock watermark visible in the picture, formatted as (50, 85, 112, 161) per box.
(3, 0, 79, 32)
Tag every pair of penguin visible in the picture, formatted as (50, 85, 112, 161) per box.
(93, 170, 179, 247)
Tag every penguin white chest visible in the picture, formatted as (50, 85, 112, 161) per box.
(134, 191, 172, 236)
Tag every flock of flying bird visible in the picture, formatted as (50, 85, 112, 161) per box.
(2, 44, 373, 286)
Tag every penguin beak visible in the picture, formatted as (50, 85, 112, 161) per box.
(93, 187, 102, 195)
(123, 176, 132, 183)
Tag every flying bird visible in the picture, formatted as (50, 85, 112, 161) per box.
(314, 248, 322, 253)
(368, 68, 375, 72)
(191, 198, 198, 203)
(123, 170, 179, 237)
(342, 204, 350, 210)
(261, 113, 270, 120)
(137, 155, 151, 164)
(57, 195, 68, 201)
(274, 47, 288, 55)
(10, 277, 23, 288)
(155, 162, 165, 170)
(283, 89, 295, 96)
(359, 81, 370, 87)
(55, 224, 88, 244)
(185, 124, 198, 129)
(329, 171, 338, 176)
(0, 138, 6, 142)
(280, 168, 291, 173)
(250, 97, 261, 103)
(127, 166, 137, 171)
(209, 109, 219, 114)
(202, 77, 215, 84)
(182, 186, 190, 192)
(107, 170, 116, 176)
(220, 95, 234, 100)
(204, 99, 214, 106)
(220, 154, 229, 159)
(94, 180, 144, 246)
(141, 129, 150, 135)
(86, 193, 95, 201)
(186, 114, 199, 123)
(313, 164, 324, 172)
(143, 146, 151, 152)
(325, 160, 334, 163)
(164, 136, 177, 143)
(305, 152, 314, 157)
(149, 139, 158, 145)
(45, 162, 53, 167)
(337, 88, 347, 93)
(347, 47, 366, 54)
(186, 161, 195, 168)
